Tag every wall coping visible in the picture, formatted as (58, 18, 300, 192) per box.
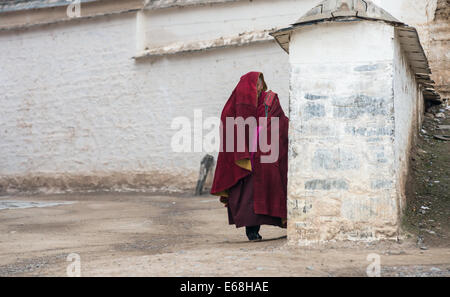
(133, 29, 274, 59)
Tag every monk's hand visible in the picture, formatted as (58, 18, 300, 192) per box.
(219, 196, 228, 207)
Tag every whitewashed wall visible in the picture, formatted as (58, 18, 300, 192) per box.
(143, 0, 320, 49)
(287, 21, 399, 244)
(0, 0, 303, 193)
(0, 0, 437, 194)
(372, 0, 438, 26)
(393, 29, 425, 213)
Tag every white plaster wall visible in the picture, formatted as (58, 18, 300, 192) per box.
(393, 29, 423, 213)
(372, 0, 438, 25)
(0, 0, 437, 194)
(143, 0, 321, 48)
(0, 12, 290, 193)
(289, 21, 395, 64)
(288, 22, 399, 244)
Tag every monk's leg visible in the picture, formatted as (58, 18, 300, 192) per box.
(245, 225, 261, 241)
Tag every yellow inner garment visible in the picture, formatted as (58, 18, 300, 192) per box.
(235, 158, 252, 172)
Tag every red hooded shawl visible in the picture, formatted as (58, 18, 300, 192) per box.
(210, 72, 288, 219)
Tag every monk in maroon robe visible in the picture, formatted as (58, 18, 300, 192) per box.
(210, 72, 289, 241)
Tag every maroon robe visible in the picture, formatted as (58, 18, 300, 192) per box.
(227, 172, 282, 228)
(210, 72, 289, 226)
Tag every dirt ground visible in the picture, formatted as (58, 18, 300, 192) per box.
(403, 103, 450, 249)
(0, 191, 449, 277)
(1, 104, 449, 277)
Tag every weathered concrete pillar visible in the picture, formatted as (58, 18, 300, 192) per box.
(271, 0, 438, 245)
(288, 20, 398, 244)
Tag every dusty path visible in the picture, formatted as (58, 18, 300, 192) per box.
(0, 193, 449, 277)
